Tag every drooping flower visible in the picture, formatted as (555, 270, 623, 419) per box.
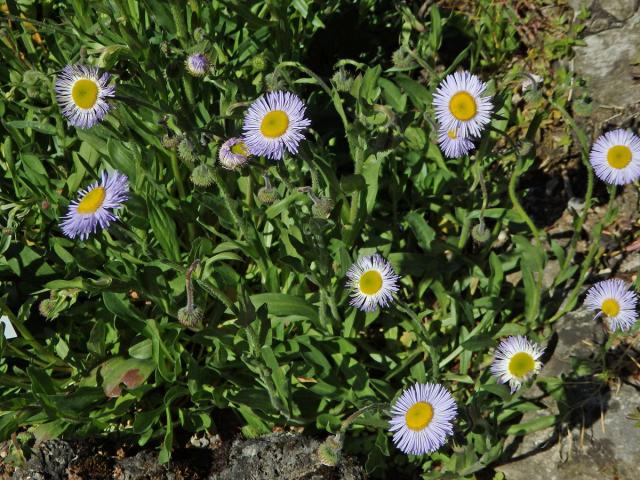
(60, 171, 129, 240)
(242, 91, 310, 160)
(218, 137, 250, 170)
(437, 126, 475, 158)
(389, 383, 457, 455)
(490, 336, 544, 393)
(589, 129, 640, 185)
(346, 254, 400, 312)
(584, 278, 639, 332)
(432, 70, 492, 138)
(185, 52, 210, 77)
(55, 64, 115, 129)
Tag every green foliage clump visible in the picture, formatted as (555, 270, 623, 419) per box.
(0, 0, 612, 477)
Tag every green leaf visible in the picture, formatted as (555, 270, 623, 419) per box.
(6, 120, 57, 135)
(147, 201, 181, 262)
(98, 356, 155, 397)
(406, 211, 436, 250)
(250, 293, 319, 325)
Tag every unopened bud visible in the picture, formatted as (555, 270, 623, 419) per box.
(331, 68, 353, 93)
(178, 306, 204, 328)
(471, 222, 491, 244)
(38, 299, 55, 318)
(391, 46, 415, 70)
(178, 137, 196, 165)
(190, 164, 216, 187)
(317, 435, 342, 467)
(193, 27, 206, 43)
(257, 186, 279, 205)
(251, 54, 267, 72)
(312, 197, 335, 218)
(265, 71, 285, 91)
(162, 134, 180, 150)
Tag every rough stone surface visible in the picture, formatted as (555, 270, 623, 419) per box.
(9, 433, 364, 480)
(10, 440, 76, 480)
(496, 306, 640, 480)
(210, 433, 365, 480)
(572, 0, 640, 127)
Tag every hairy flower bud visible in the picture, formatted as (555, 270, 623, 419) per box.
(251, 54, 268, 72)
(312, 197, 335, 218)
(391, 46, 415, 70)
(471, 222, 491, 244)
(178, 306, 204, 328)
(178, 137, 196, 165)
(331, 68, 353, 93)
(257, 186, 279, 205)
(162, 134, 180, 150)
(317, 435, 342, 467)
(190, 164, 216, 187)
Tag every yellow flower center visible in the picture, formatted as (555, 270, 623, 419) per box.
(71, 79, 99, 109)
(601, 298, 620, 317)
(507, 352, 535, 379)
(447, 130, 457, 140)
(260, 110, 289, 138)
(359, 270, 383, 295)
(405, 401, 434, 431)
(230, 141, 249, 156)
(449, 91, 477, 121)
(77, 187, 106, 214)
(606, 145, 632, 169)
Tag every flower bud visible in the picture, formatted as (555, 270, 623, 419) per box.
(178, 306, 204, 328)
(178, 137, 196, 165)
(190, 164, 216, 187)
(251, 54, 268, 72)
(257, 186, 279, 205)
(265, 71, 286, 91)
(185, 52, 210, 77)
(312, 197, 335, 218)
(331, 68, 353, 93)
(317, 435, 341, 467)
(391, 46, 415, 70)
(218, 138, 250, 170)
(193, 27, 206, 43)
(471, 222, 491, 245)
(162, 134, 180, 150)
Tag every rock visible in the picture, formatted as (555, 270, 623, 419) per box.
(10, 434, 364, 480)
(496, 306, 640, 480)
(572, 1, 640, 126)
(601, 0, 639, 21)
(11, 439, 76, 480)
(210, 433, 365, 480)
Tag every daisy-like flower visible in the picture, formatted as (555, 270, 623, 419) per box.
(346, 254, 400, 312)
(584, 278, 639, 332)
(389, 383, 457, 455)
(589, 129, 640, 185)
(437, 126, 475, 158)
(242, 91, 311, 160)
(55, 64, 115, 129)
(432, 70, 493, 138)
(490, 336, 544, 393)
(218, 137, 250, 170)
(60, 171, 129, 240)
(185, 52, 210, 77)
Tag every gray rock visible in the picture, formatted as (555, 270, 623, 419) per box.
(572, 0, 640, 125)
(210, 432, 365, 480)
(11, 439, 76, 480)
(496, 307, 640, 480)
(601, 0, 639, 21)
